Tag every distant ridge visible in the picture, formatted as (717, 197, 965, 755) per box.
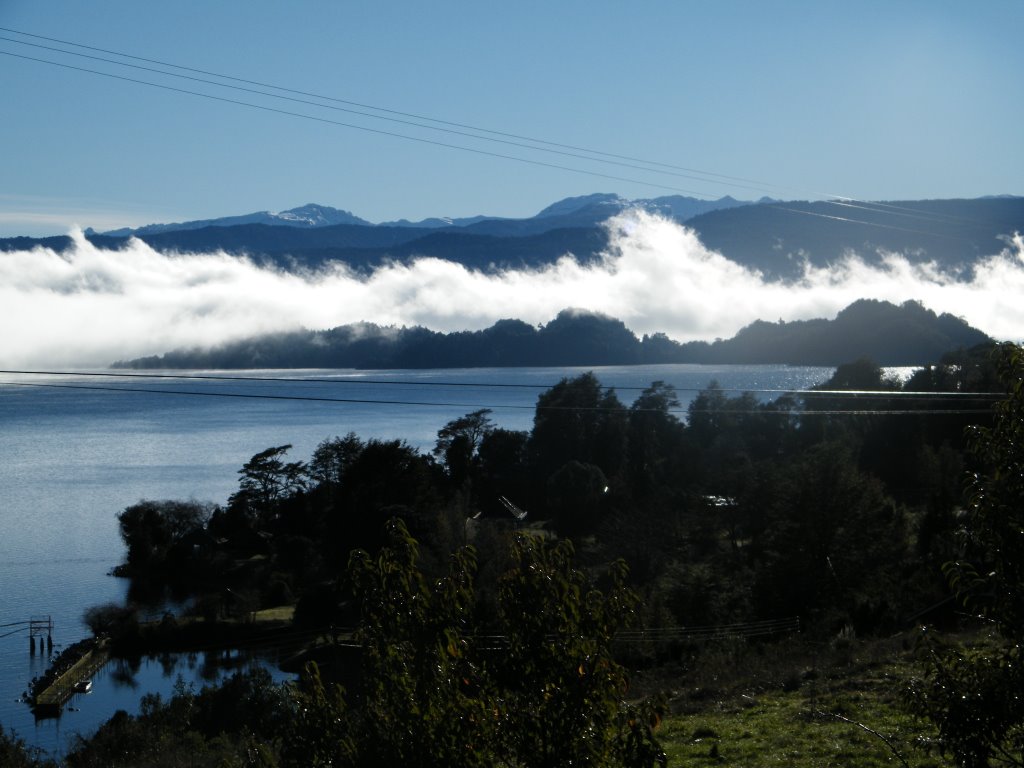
(114, 299, 991, 370)
(5, 194, 1022, 282)
(98, 203, 371, 237)
(95, 193, 748, 237)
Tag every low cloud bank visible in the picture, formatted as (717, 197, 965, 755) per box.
(1, 211, 1021, 368)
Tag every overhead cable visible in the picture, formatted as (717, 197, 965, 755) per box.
(0, 49, 726, 199)
(0, 369, 1006, 400)
(0, 379, 998, 416)
(0, 26, 804, 196)
(0, 34, 779, 197)
(0, 28, 1000, 234)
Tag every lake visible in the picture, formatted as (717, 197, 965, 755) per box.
(0, 364, 833, 757)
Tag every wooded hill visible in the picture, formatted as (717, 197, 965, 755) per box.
(116, 299, 991, 369)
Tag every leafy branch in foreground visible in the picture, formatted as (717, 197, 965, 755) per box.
(907, 343, 1024, 768)
(330, 518, 666, 768)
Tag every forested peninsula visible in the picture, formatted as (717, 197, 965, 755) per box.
(8, 342, 1023, 767)
(116, 298, 990, 370)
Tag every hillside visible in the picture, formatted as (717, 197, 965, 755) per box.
(688, 197, 1024, 279)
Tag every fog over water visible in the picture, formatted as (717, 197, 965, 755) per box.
(2, 211, 1022, 368)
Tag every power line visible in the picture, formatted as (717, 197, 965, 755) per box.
(613, 616, 802, 643)
(0, 379, 540, 411)
(12, 24, 965, 224)
(1, 368, 564, 390)
(768, 204, 981, 241)
(0, 29, 1000, 236)
(0, 49, 728, 200)
(0, 379, 998, 417)
(312, 617, 802, 649)
(825, 199, 984, 228)
(0, 369, 1005, 400)
(0, 34, 777, 197)
(0, 26, 810, 198)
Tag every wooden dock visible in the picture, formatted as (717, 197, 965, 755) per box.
(33, 641, 109, 717)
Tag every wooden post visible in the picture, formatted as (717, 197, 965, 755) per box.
(29, 615, 54, 655)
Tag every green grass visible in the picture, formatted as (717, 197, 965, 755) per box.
(251, 604, 296, 622)
(641, 636, 953, 767)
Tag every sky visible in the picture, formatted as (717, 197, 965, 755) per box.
(1, 1, 1022, 367)
(1, 1, 1022, 236)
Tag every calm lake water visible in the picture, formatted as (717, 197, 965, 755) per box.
(0, 364, 832, 757)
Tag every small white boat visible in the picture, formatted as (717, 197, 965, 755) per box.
(73, 680, 92, 694)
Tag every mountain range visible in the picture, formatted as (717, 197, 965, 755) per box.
(5, 193, 1021, 281)
(93, 193, 753, 237)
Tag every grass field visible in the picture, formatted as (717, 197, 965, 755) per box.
(251, 605, 296, 623)
(640, 633, 954, 767)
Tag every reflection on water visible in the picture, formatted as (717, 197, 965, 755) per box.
(107, 657, 141, 690)
(30, 649, 294, 760)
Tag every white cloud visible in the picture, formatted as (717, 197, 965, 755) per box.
(1, 213, 1021, 369)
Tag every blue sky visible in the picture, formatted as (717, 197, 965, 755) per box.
(1, 1, 1021, 236)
